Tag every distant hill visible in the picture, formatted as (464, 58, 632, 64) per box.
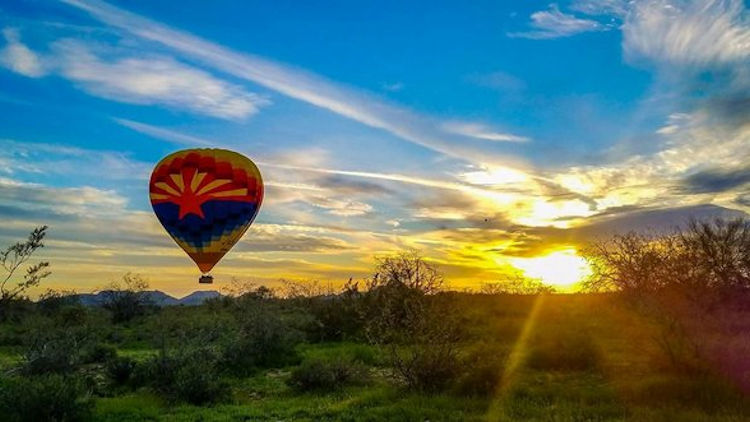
(71, 290, 222, 307)
(177, 290, 222, 306)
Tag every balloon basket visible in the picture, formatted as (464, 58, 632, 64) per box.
(199, 274, 214, 284)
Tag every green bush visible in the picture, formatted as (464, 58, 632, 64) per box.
(287, 357, 370, 392)
(105, 356, 136, 387)
(81, 343, 117, 364)
(135, 349, 230, 405)
(0, 374, 92, 421)
(453, 344, 506, 397)
(392, 345, 460, 392)
(527, 330, 599, 371)
(221, 307, 301, 376)
(22, 334, 80, 375)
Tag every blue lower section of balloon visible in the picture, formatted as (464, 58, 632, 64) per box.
(153, 200, 258, 250)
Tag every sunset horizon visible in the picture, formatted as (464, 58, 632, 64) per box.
(1, 0, 748, 297)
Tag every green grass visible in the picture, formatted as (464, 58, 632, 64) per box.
(0, 346, 21, 370)
(6, 294, 749, 421)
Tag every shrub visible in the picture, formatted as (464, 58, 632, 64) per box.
(21, 326, 90, 375)
(365, 252, 463, 392)
(135, 349, 229, 405)
(221, 307, 300, 376)
(390, 344, 460, 392)
(0, 374, 92, 421)
(304, 280, 366, 342)
(105, 356, 136, 387)
(81, 343, 117, 364)
(453, 344, 506, 397)
(100, 273, 154, 324)
(37, 289, 80, 316)
(287, 358, 370, 392)
(0, 226, 50, 321)
(526, 330, 599, 371)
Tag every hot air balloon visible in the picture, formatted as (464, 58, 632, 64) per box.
(149, 149, 263, 283)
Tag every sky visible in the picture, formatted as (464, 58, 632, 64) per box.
(0, 0, 748, 296)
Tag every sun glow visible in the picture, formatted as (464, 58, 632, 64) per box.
(509, 249, 591, 290)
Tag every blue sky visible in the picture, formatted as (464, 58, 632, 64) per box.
(0, 0, 748, 295)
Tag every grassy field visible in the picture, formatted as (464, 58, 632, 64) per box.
(2, 294, 746, 421)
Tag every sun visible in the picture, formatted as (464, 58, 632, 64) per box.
(509, 249, 591, 290)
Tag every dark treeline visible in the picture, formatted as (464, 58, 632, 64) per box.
(0, 219, 748, 421)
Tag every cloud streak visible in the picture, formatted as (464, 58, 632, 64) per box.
(509, 4, 610, 39)
(443, 122, 529, 143)
(61, 0, 528, 166)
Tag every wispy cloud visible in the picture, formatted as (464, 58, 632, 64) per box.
(0, 28, 46, 77)
(53, 39, 269, 119)
(60, 0, 528, 166)
(509, 4, 610, 39)
(570, 0, 627, 17)
(0, 139, 150, 180)
(0, 29, 269, 120)
(623, 0, 750, 67)
(113, 118, 216, 147)
(0, 177, 127, 217)
(443, 122, 529, 143)
(113, 119, 533, 196)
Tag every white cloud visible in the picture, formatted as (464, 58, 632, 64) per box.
(60, 0, 529, 168)
(571, 0, 628, 17)
(113, 118, 216, 147)
(509, 4, 610, 39)
(309, 197, 373, 216)
(443, 122, 529, 143)
(53, 39, 269, 119)
(0, 28, 46, 77)
(623, 0, 750, 66)
(0, 139, 150, 180)
(0, 177, 128, 217)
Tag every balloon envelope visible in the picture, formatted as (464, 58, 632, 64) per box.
(149, 148, 263, 273)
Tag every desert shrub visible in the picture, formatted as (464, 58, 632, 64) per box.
(480, 275, 555, 295)
(582, 218, 750, 371)
(105, 356, 136, 387)
(526, 330, 599, 371)
(390, 343, 460, 392)
(287, 357, 370, 392)
(21, 323, 93, 375)
(100, 273, 154, 324)
(135, 349, 229, 405)
(304, 279, 366, 342)
(365, 252, 463, 392)
(37, 289, 80, 316)
(453, 343, 506, 397)
(81, 343, 117, 364)
(0, 374, 92, 421)
(583, 218, 750, 303)
(0, 226, 50, 321)
(346, 344, 381, 366)
(221, 306, 301, 376)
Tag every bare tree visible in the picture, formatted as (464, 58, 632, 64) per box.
(364, 251, 461, 391)
(367, 250, 443, 294)
(0, 226, 50, 314)
(580, 218, 750, 370)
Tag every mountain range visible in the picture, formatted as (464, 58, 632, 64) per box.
(73, 290, 222, 307)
